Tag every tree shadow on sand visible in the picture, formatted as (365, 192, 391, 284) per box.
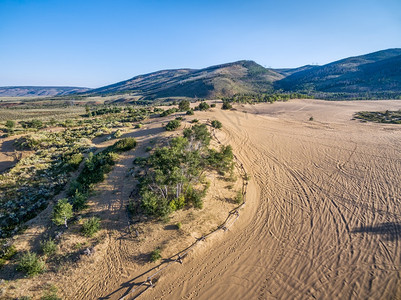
(351, 222, 401, 241)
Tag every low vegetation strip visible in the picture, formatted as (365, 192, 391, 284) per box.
(222, 92, 311, 104)
(130, 124, 234, 219)
(69, 137, 136, 211)
(121, 127, 249, 300)
(354, 110, 401, 124)
(0, 105, 151, 238)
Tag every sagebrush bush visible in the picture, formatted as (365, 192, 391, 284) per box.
(17, 252, 46, 277)
(113, 129, 122, 138)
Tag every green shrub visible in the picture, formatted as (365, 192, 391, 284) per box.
(309, 116, 314, 121)
(160, 108, 177, 117)
(82, 217, 101, 237)
(145, 146, 152, 152)
(191, 119, 199, 123)
(135, 123, 143, 129)
(0, 258, 6, 268)
(0, 244, 17, 268)
(234, 190, 243, 204)
(1, 244, 17, 260)
(178, 100, 190, 111)
(17, 252, 46, 277)
(211, 120, 223, 129)
(112, 137, 137, 151)
(176, 222, 182, 230)
(211, 103, 216, 108)
(66, 153, 83, 170)
(40, 285, 60, 300)
(222, 101, 232, 110)
(5, 120, 15, 131)
(52, 199, 73, 228)
(183, 124, 211, 146)
(40, 238, 57, 256)
(197, 102, 209, 111)
(186, 109, 194, 115)
(72, 191, 88, 211)
(185, 186, 203, 209)
(113, 129, 122, 138)
(165, 119, 181, 131)
(41, 293, 61, 300)
(150, 248, 161, 262)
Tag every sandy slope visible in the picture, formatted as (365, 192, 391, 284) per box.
(146, 99, 401, 299)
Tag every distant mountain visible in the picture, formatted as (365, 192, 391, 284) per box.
(276, 49, 401, 93)
(85, 60, 284, 99)
(3, 49, 401, 100)
(274, 65, 318, 77)
(0, 86, 90, 97)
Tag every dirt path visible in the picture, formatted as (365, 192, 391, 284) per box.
(56, 115, 241, 299)
(146, 100, 401, 299)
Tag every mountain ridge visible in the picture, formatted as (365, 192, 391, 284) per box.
(276, 48, 401, 94)
(2, 48, 401, 99)
(0, 86, 90, 97)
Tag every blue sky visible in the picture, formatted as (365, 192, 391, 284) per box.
(0, 0, 400, 87)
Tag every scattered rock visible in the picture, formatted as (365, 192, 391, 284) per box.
(83, 247, 96, 256)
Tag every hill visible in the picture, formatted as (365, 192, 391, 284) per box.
(274, 65, 318, 77)
(0, 86, 90, 97)
(275, 49, 401, 94)
(3, 49, 401, 100)
(85, 60, 284, 99)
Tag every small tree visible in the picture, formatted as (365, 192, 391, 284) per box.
(222, 101, 232, 110)
(197, 102, 210, 111)
(211, 120, 223, 129)
(178, 100, 190, 111)
(17, 252, 46, 277)
(165, 119, 181, 131)
(82, 217, 101, 237)
(52, 199, 73, 228)
(150, 248, 162, 262)
(40, 238, 57, 256)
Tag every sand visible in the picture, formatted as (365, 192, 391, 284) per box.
(3, 99, 401, 299)
(146, 99, 401, 299)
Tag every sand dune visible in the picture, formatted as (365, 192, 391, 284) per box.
(147, 99, 401, 299)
